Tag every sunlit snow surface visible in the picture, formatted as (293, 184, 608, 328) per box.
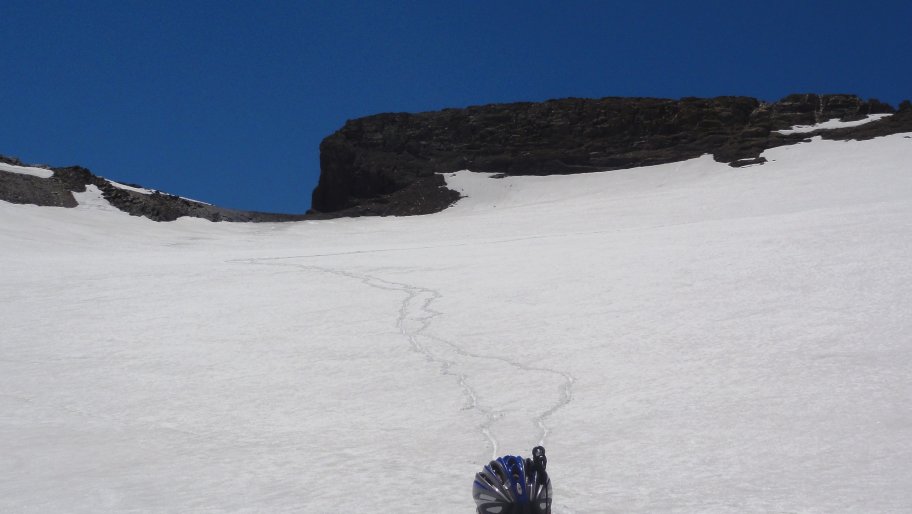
(3, 134, 912, 513)
(108, 180, 154, 195)
(0, 161, 53, 178)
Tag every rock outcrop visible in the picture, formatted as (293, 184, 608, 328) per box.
(0, 156, 307, 222)
(312, 94, 911, 217)
(5, 93, 910, 221)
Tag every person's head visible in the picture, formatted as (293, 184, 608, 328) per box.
(472, 446, 552, 514)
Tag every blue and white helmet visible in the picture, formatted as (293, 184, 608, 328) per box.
(472, 446, 552, 514)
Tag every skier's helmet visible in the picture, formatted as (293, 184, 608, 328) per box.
(472, 446, 552, 514)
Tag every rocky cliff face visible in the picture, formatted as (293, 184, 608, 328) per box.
(5, 94, 910, 221)
(312, 94, 911, 217)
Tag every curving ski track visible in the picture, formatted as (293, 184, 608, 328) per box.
(234, 256, 575, 460)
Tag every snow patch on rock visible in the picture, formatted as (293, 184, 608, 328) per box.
(0, 161, 54, 179)
(73, 184, 121, 212)
(775, 113, 893, 135)
(108, 179, 154, 195)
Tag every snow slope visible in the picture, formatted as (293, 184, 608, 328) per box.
(2, 134, 912, 513)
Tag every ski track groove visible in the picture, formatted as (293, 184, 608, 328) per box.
(234, 256, 575, 461)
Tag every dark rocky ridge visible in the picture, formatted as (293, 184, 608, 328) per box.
(0, 155, 307, 222)
(4, 94, 911, 221)
(313, 94, 912, 217)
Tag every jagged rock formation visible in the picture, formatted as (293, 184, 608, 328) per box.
(0, 155, 306, 222)
(312, 94, 912, 216)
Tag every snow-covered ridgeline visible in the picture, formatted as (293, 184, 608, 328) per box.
(107, 180, 154, 195)
(108, 179, 213, 205)
(775, 112, 893, 134)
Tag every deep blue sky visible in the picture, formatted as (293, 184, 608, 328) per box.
(2, 1, 910, 213)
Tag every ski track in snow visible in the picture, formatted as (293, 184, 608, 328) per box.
(7, 136, 912, 512)
(233, 256, 575, 461)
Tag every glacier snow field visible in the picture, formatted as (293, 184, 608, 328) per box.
(2, 134, 912, 513)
